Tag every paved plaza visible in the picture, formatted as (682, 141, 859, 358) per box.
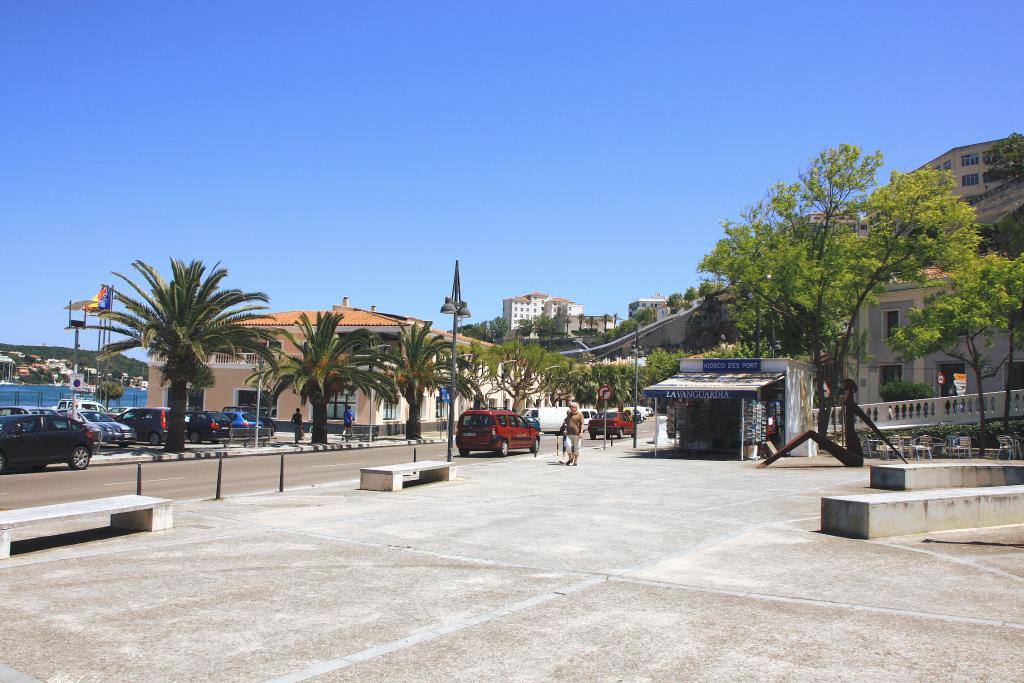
(1, 445, 1022, 681)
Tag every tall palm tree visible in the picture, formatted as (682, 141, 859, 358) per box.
(260, 312, 394, 444)
(386, 322, 474, 440)
(100, 259, 275, 452)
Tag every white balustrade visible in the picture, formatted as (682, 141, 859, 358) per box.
(815, 389, 1024, 430)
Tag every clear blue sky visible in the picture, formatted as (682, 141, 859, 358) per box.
(2, 1, 1021, 356)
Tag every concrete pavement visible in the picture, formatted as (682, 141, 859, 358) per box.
(0, 438, 1021, 681)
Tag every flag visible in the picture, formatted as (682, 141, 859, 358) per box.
(85, 286, 113, 312)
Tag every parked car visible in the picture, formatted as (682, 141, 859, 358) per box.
(457, 409, 540, 456)
(520, 414, 542, 432)
(184, 411, 231, 444)
(579, 408, 597, 429)
(0, 406, 59, 417)
(117, 407, 169, 446)
(222, 410, 271, 432)
(521, 406, 571, 433)
(588, 411, 636, 440)
(73, 410, 137, 447)
(54, 398, 106, 414)
(107, 407, 132, 418)
(0, 414, 96, 473)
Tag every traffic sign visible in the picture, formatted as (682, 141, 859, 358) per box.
(937, 372, 945, 385)
(598, 384, 614, 401)
(440, 387, 450, 404)
(69, 373, 85, 392)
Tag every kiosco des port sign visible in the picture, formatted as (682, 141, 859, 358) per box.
(701, 359, 762, 373)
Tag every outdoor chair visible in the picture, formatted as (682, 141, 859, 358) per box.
(948, 436, 973, 459)
(995, 435, 1019, 460)
(909, 435, 935, 460)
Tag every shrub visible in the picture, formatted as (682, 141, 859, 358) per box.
(878, 380, 933, 402)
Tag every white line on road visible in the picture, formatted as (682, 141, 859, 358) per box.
(104, 477, 185, 486)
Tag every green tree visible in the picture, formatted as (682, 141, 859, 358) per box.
(701, 146, 975, 432)
(634, 308, 656, 326)
(96, 379, 124, 405)
(484, 343, 555, 411)
(516, 318, 535, 339)
(666, 292, 686, 313)
(100, 259, 275, 452)
(891, 254, 1015, 456)
(682, 286, 699, 303)
(387, 322, 473, 440)
(533, 314, 561, 339)
(988, 132, 1024, 183)
(260, 312, 394, 444)
(642, 348, 683, 388)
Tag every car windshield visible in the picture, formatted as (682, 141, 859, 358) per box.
(80, 411, 106, 421)
(211, 413, 230, 423)
(460, 414, 493, 428)
(242, 413, 258, 421)
(599, 412, 619, 419)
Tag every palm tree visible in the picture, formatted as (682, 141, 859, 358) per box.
(386, 322, 473, 439)
(100, 259, 275, 452)
(260, 312, 394, 444)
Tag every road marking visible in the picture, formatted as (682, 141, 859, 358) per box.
(104, 477, 185, 486)
(311, 462, 363, 469)
(0, 661, 42, 682)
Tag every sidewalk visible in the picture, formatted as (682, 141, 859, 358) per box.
(2, 443, 1021, 680)
(91, 435, 445, 466)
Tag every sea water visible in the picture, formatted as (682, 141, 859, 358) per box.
(0, 384, 148, 408)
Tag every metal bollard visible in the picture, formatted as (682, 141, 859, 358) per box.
(413, 447, 417, 463)
(215, 456, 224, 500)
(136, 462, 142, 495)
(279, 452, 285, 493)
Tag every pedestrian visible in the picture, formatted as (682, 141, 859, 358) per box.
(291, 408, 304, 444)
(343, 405, 354, 441)
(562, 402, 584, 466)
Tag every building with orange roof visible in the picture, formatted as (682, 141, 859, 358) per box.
(145, 297, 515, 437)
(502, 291, 585, 338)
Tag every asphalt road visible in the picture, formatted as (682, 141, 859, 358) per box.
(0, 423, 654, 509)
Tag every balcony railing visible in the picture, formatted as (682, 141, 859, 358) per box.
(210, 352, 260, 366)
(821, 389, 1024, 431)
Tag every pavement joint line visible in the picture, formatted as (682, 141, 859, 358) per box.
(262, 576, 607, 683)
(871, 537, 1024, 584)
(0, 661, 42, 683)
(607, 575, 1024, 631)
(615, 524, 762, 573)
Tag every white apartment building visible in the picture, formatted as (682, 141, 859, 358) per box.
(628, 295, 667, 319)
(503, 292, 584, 332)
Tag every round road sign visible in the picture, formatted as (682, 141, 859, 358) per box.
(598, 384, 614, 401)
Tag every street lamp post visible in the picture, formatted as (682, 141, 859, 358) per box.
(632, 327, 640, 448)
(440, 260, 471, 462)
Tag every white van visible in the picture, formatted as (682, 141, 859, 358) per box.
(579, 409, 597, 428)
(522, 406, 572, 433)
(54, 398, 106, 414)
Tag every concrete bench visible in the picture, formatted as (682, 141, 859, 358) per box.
(360, 461, 456, 492)
(0, 495, 173, 559)
(871, 463, 1024, 491)
(821, 485, 1024, 539)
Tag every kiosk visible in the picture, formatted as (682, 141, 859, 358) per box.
(642, 358, 816, 459)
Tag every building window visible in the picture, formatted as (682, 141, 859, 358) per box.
(879, 364, 903, 388)
(383, 400, 398, 420)
(962, 173, 979, 187)
(983, 151, 995, 165)
(942, 160, 951, 171)
(961, 153, 979, 167)
(884, 310, 900, 339)
(326, 390, 356, 420)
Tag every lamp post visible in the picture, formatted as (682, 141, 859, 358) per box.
(440, 260, 471, 462)
(632, 326, 640, 448)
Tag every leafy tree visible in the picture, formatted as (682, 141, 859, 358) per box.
(260, 312, 394, 444)
(891, 254, 1015, 456)
(516, 318, 535, 339)
(461, 316, 510, 344)
(642, 348, 683, 388)
(100, 259, 275, 452)
(666, 292, 686, 313)
(683, 286, 699, 303)
(96, 379, 124, 405)
(533, 314, 561, 339)
(387, 322, 474, 440)
(701, 145, 976, 431)
(634, 308, 656, 326)
(878, 380, 933, 402)
(988, 132, 1024, 183)
(483, 343, 560, 411)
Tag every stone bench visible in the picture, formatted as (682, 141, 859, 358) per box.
(821, 485, 1024, 539)
(360, 461, 456, 492)
(870, 463, 1024, 490)
(0, 495, 173, 559)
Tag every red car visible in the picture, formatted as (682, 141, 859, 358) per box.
(588, 411, 635, 440)
(456, 409, 541, 456)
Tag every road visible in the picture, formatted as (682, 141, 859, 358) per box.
(0, 422, 654, 508)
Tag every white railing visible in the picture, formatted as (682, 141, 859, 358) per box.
(835, 389, 1024, 430)
(210, 352, 259, 365)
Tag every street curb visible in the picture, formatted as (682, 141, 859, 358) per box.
(90, 438, 445, 466)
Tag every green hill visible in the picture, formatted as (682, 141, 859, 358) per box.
(0, 343, 147, 382)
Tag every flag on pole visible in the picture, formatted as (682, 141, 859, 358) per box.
(85, 286, 113, 311)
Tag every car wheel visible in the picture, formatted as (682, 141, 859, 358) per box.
(458, 448, 470, 457)
(496, 440, 509, 456)
(530, 437, 540, 454)
(0, 451, 6, 474)
(118, 442, 130, 448)
(149, 432, 162, 446)
(68, 446, 91, 470)
(589, 432, 597, 440)
(189, 431, 201, 444)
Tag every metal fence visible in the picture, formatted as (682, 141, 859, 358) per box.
(0, 389, 146, 408)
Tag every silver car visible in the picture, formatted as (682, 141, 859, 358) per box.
(74, 410, 137, 447)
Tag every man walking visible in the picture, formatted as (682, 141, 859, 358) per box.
(343, 405, 355, 441)
(291, 408, 303, 444)
(562, 402, 584, 466)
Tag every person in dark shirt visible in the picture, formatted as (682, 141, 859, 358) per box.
(291, 408, 303, 444)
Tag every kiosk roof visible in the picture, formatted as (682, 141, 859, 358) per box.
(643, 372, 785, 399)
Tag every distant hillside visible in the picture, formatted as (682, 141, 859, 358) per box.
(0, 343, 147, 380)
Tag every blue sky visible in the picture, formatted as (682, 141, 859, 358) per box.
(2, 1, 1021, 357)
